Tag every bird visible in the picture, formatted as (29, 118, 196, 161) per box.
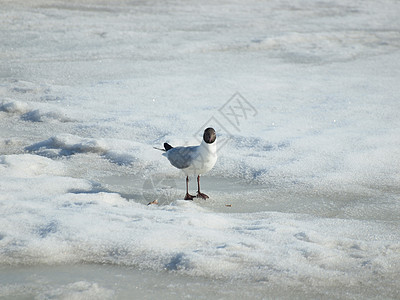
(155, 128, 217, 200)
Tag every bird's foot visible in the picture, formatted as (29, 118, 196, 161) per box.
(196, 191, 209, 200)
(184, 193, 195, 200)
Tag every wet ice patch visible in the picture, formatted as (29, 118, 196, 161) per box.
(0, 281, 114, 300)
(41, 281, 114, 300)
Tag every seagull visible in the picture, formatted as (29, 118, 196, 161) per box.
(155, 128, 217, 200)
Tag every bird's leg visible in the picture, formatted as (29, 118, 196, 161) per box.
(196, 175, 209, 199)
(184, 176, 195, 200)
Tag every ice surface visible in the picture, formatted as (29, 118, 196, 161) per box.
(1, 0, 400, 298)
(1, 155, 399, 291)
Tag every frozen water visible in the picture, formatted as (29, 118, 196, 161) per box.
(1, 0, 400, 298)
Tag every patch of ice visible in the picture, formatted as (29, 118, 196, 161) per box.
(39, 281, 114, 300)
(0, 153, 399, 287)
(0, 281, 114, 300)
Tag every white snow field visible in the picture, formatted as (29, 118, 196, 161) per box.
(1, 0, 400, 298)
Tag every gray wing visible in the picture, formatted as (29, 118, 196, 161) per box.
(165, 146, 198, 169)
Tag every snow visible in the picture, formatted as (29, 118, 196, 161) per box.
(1, 153, 399, 297)
(1, 0, 400, 298)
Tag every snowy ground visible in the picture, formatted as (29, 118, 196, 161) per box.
(1, 0, 400, 299)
